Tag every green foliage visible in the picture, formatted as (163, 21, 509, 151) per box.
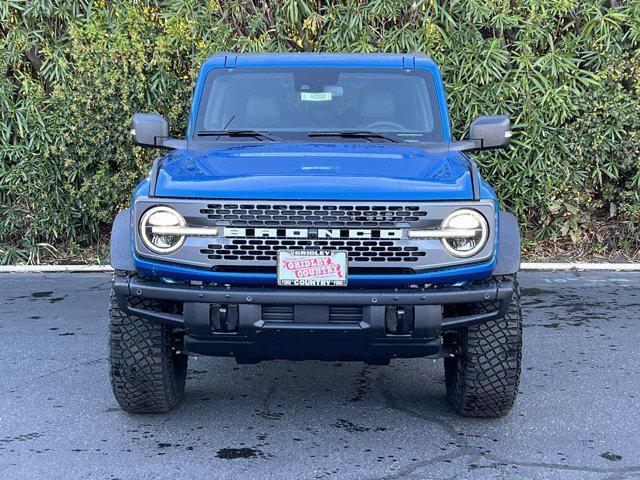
(1, 0, 639, 263)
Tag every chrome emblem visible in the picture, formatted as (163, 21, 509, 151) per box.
(222, 227, 403, 240)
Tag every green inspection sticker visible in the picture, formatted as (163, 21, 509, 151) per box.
(300, 91, 333, 102)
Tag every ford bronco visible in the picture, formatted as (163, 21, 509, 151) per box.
(109, 52, 522, 417)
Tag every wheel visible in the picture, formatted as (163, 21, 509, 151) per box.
(444, 275, 522, 418)
(108, 283, 188, 413)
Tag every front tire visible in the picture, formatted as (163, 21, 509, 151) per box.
(108, 287, 188, 413)
(444, 275, 522, 418)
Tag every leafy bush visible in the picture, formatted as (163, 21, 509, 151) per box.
(1, 0, 639, 263)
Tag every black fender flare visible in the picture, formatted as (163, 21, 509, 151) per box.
(492, 210, 521, 276)
(110, 209, 135, 272)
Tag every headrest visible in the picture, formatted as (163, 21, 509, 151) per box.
(243, 94, 281, 126)
(360, 90, 396, 118)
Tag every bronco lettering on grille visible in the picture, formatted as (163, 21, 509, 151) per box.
(222, 227, 403, 240)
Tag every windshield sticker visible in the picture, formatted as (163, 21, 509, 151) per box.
(301, 92, 333, 102)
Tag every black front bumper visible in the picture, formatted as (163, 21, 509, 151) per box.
(113, 276, 513, 364)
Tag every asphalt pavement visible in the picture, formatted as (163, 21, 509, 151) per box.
(1, 271, 639, 480)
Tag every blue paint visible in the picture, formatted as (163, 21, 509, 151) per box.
(134, 252, 495, 287)
(154, 142, 474, 200)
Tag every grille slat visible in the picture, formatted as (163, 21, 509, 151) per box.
(201, 238, 424, 262)
(329, 306, 364, 322)
(261, 305, 363, 323)
(192, 201, 441, 270)
(200, 203, 426, 228)
(261, 305, 294, 322)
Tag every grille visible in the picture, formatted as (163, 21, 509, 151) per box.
(200, 238, 426, 263)
(136, 198, 496, 273)
(262, 305, 363, 323)
(199, 203, 427, 228)
(261, 305, 294, 322)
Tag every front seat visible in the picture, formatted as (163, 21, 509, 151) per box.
(242, 94, 281, 129)
(360, 89, 397, 125)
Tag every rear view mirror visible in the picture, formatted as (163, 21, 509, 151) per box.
(131, 113, 169, 147)
(468, 115, 512, 150)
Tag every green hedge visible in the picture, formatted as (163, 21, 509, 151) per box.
(1, 1, 639, 264)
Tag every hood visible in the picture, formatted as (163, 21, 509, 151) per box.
(154, 143, 473, 201)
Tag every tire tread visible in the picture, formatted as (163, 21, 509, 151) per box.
(445, 275, 522, 418)
(108, 284, 187, 413)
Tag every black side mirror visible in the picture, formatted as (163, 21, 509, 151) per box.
(468, 115, 512, 150)
(131, 113, 169, 147)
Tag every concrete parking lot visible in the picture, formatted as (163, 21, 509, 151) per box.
(1, 271, 639, 479)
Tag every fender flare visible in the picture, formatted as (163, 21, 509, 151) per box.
(110, 209, 135, 272)
(492, 211, 521, 276)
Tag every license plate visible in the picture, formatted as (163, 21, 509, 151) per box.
(277, 250, 348, 287)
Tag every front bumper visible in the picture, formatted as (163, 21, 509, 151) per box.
(113, 276, 513, 364)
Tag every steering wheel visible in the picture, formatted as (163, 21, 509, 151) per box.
(363, 121, 405, 131)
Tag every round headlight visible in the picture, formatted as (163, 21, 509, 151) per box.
(441, 209, 489, 257)
(139, 206, 186, 254)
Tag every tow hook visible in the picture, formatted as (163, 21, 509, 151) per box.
(385, 306, 415, 334)
(210, 304, 239, 333)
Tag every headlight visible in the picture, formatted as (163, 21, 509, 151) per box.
(440, 209, 489, 257)
(408, 208, 489, 257)
(139, 206, 186, 254)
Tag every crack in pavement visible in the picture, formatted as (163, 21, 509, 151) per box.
(5, 358, 106, 393)
(482, 457, 640, 480)
(373, 373, 484, 480)
(374, 374, 640, 480)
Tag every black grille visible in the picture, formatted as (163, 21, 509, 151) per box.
(329, 306, 364, 322)
(261, 305, 363, 323)
(200, 238, 426, 263)
(261, 305, 295, 322)
(199, 203, 427, 228)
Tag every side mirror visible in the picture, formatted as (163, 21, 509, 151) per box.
(468, 115, 512, 150)
(131, 113, 169, 147)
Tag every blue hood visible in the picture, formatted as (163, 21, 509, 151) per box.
(154, 143, 473, 201)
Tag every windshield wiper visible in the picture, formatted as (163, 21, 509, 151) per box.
(197, 130, 282, 142)
(307, 131, 399, 143)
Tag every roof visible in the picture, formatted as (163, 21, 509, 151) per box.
(200, 52, 438, 70)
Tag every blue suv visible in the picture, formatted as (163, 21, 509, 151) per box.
(109, 52, 522, 417)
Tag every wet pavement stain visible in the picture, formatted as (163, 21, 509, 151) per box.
(521, 287, 556, 296)
(7, 291, 60, 303)
(0, 432, 43, 444)
(350, 365, 375, 402)
(31, 291, 53, 298)
(255, 409, 283, 420)
(216, 447, 265, 459)
(601, 451, 623, 461)
(333, 419, 387, 433)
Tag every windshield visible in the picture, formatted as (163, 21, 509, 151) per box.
(194, 67, 444, 142)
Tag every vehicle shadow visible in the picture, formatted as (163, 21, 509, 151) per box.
(175, 356, 460, 427)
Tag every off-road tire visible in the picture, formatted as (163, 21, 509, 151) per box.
(108, 286, 188, 413)
(444, 275, 522, 418)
